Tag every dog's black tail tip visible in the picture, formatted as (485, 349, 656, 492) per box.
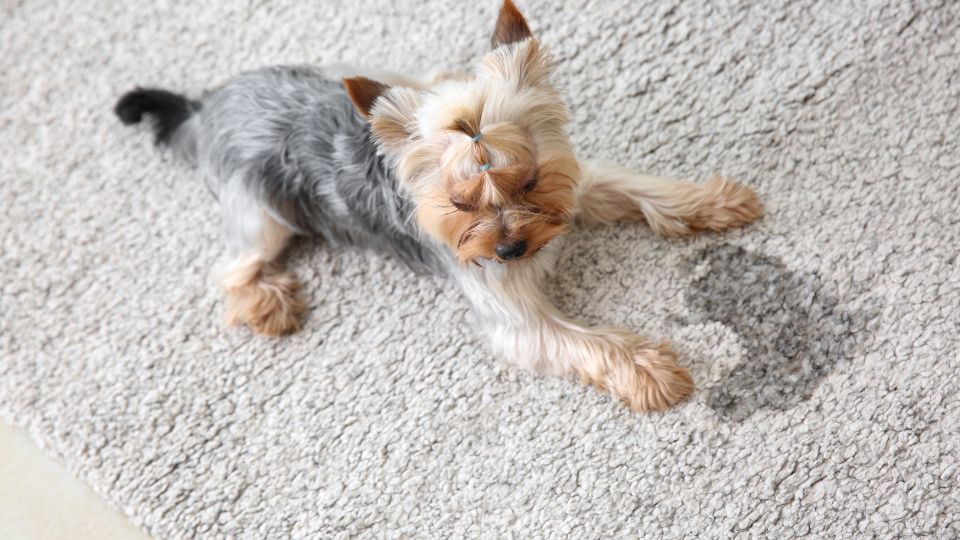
(114, 87, 148, 125)
(114, 87, 199, 145)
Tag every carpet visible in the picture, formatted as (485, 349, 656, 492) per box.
(2, 0, 958, 537)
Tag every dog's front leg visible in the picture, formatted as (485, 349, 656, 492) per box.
(453, 254, 693, 411)
(575, 160, 763, 237)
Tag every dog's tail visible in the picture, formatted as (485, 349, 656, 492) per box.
(114, 87, 201, 163)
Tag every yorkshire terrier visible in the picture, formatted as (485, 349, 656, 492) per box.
(114, 0, 761, 411)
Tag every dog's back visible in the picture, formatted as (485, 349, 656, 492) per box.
(116, 65, 444, 272)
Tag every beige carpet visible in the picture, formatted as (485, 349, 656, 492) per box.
(2, 0, 958, 537)
(0, 420, 147, 540)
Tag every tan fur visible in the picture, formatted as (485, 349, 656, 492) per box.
(218, 213, 305, 336)
(457, 261, 695, 412)
(542, 321, 694, 411)
(577, 162, 763, 236)
(481, 37, 553, 87)
(331, 0, 765, 413)
(413, 124, 576, 264)
(223, 264, 305, 336)
(364, 38, 580, 264)
(679, 176, 764, 232)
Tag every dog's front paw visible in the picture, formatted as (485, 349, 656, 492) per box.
(224, 270, 306, 336)
(609, 343, 694, 412)
(688, 177, 763, 233)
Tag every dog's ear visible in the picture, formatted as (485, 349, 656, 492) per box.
(491, 0, 533, 49)
(343, 77, 390, 118)
(344, 77, 421, 153)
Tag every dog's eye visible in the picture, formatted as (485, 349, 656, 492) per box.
(521, 173, 539, 193)
(450, 198, 476, 212)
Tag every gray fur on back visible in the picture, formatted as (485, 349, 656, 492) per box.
(178, 65, 447, 272)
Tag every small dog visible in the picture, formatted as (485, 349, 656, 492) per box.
(115, 0, 761, 411)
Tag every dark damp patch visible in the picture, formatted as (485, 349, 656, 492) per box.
(684, 244, 876, 422)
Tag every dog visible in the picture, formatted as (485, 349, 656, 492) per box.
(114, 0, 761, 411)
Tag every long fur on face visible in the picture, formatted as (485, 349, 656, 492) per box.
(358, 38, 580, 264)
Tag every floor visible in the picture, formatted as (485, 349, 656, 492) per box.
(0, 420, 148, 540)
(2, 1, 958, 537)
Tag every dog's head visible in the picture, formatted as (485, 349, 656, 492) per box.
(344, 0, 579, 264)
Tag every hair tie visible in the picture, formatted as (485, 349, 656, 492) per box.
(471, 132, 483, 142)
(479, 163, 492, 172)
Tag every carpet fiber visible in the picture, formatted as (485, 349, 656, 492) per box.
(2, 0, 959, 537)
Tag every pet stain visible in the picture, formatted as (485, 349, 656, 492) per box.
(684, 244, 874, 422)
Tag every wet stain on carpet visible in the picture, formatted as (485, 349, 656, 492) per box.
(685, 244, 876, 421)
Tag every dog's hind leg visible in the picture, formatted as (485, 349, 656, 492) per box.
(575, 160, 763, 237)
(216, 181, 306, 336)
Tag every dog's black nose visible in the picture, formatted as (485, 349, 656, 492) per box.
(495, 240, 527, 260)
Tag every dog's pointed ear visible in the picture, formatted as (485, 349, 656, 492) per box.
(343, 77, 390, 118)
(491, 0, 533, 49)
(344, 78, 421, 154)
